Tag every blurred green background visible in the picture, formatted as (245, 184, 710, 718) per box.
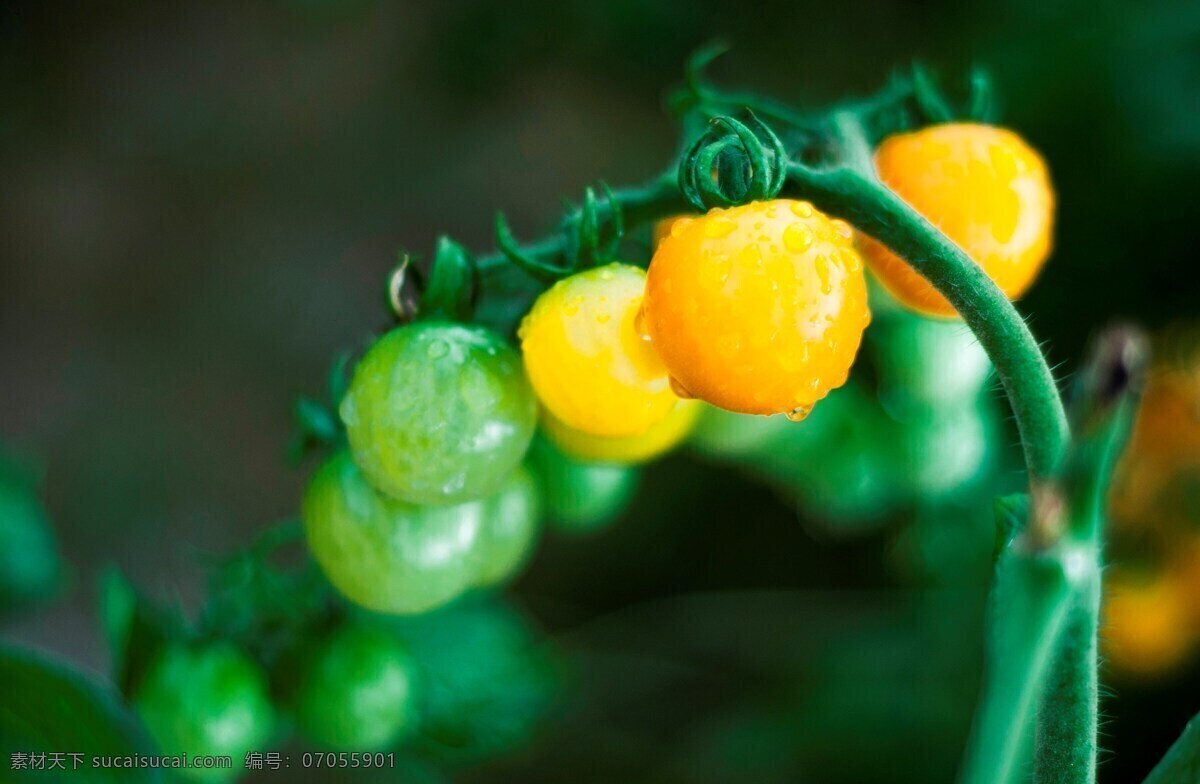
(3, 1, 1200, 782)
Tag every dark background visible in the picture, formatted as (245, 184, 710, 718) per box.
(3, 1, 1199, 782)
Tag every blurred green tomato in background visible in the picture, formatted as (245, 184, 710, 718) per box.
(384, 597, 561, 764)
(527, 437, 640, 535)
(133, 642, 273, 781)
(295, 624, 420, 751)
(871, 313, 992, 412)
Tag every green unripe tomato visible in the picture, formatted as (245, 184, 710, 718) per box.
(737, 384, 902, 528)
(133, 642, 273, 782)
(340, 322, 537, 505)
(890, 402, 994, 499)
(688, 405, 792, 459)
(528, 438, 638, 534)
(872, 312, 992, 410)
(387, 598, 560, 763)
(470, 466, 542, 587)
(295, 625, 419, 751)
(303, 451, 483, 614)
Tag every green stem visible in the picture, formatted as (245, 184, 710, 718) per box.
(1034, 566, 1100, 784)
(780, 111, 1079, 784)
(957, 539, 1080, 784)
(476, 173, 691, 275)
(783, 159, 1068, 480)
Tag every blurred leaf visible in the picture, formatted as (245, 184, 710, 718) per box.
(0, 645, 160, 782)
(98, 568, 186, 699)
(1144, 711, 1200, 784)
(0, 473, 62, 618)
(196, 520, 333, 697)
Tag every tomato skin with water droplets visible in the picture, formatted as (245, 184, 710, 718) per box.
(340, 321, 537, 505)
(519, 262, 680, 438)
(858, 123, 1054, 318)
(644, 199, 871, 417)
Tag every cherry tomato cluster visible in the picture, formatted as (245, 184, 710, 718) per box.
(297, 121, 1054, 623)
(127, 597, 555, 781)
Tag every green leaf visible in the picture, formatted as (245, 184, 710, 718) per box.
(0, 645, 160, 782)
(1142, 706, 1200, 782)
(0, 475, 63, 617)
(418, 236, 478, 322)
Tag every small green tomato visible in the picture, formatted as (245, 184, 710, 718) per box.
(340, 322, 537, 505)
(303, 450, 483, 614)
(470, 466, 542, 588)
(133, 642, 273, 782)
(528, 437, 639, 534)
(295, 625, 419, 751)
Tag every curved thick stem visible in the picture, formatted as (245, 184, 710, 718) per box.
(783, 149, 1068, 480)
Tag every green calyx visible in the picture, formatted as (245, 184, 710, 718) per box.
(679, 112, 788, 210)
(496, 181, 626, 283)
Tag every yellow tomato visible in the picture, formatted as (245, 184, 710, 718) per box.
(643, 199, 870, 417)
(519, 263, 679, 438)
(858, 123, 1054, 318)
(1102, 569, 1196, 678)
(1110, 332, 1200, 534)
(541, 399, 701, 463)
(652, 216, 687, 249)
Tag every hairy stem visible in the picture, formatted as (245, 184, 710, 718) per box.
(783, 159, 1069, 480)
(957, 540, 1078, 784)
(1034, 567, 1100, 784)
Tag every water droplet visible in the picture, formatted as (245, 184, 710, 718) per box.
(830, 219, 854, 243)
(598, 268, 615, 281)
(668, 376, 695, 399)
(783, 223, 815, 253)
(704, 217, 737, 238)
(563, 295, 582, 317)
(670, 218, 694, 238)
(785, 404, 813, 422)
(427, 339, 450, 359)
(790, 201, 814, 218)
(634, 308, 652, 342)
(814, 255, 833, 295)
(596, 312, 611, 325)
